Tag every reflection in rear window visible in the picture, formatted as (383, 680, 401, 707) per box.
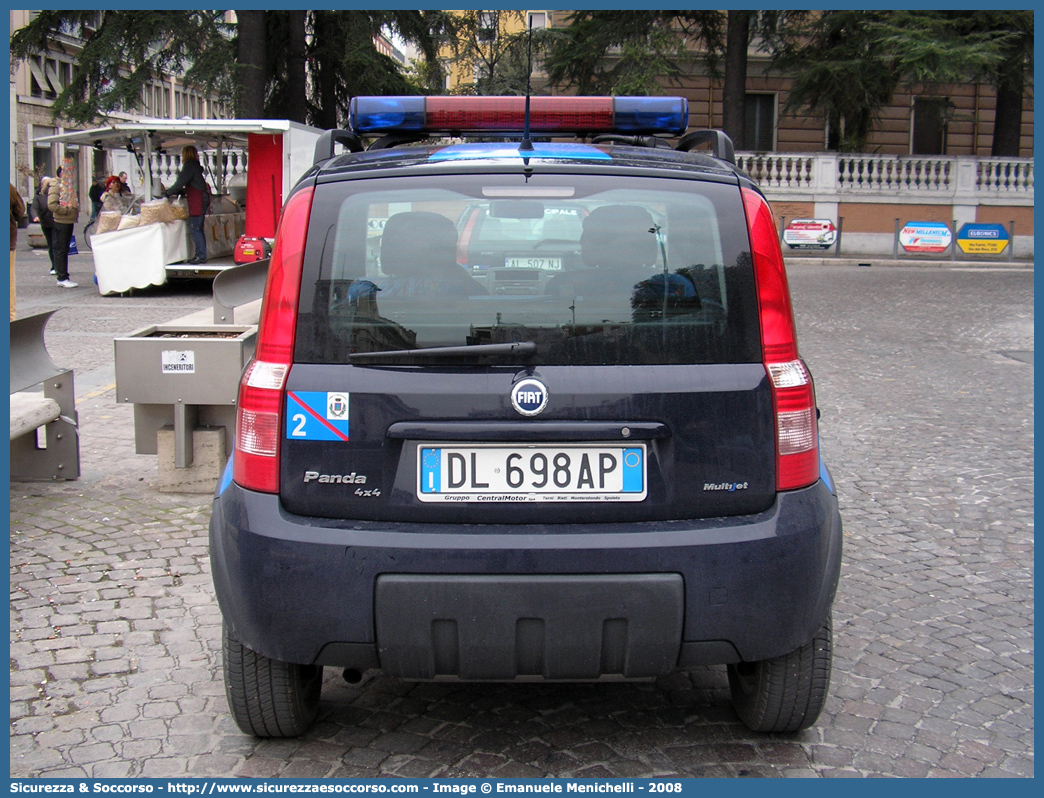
(295, 174, 761, 366)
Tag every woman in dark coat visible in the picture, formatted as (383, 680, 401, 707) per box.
(165, 145, 209, 264)
(32, 177, 56, 275)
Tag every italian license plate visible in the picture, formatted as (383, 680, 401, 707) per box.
(505, 256, 562, 271)
(418, 444, 646, 502)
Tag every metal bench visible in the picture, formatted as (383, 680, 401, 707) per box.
(10, 310, 80, 481)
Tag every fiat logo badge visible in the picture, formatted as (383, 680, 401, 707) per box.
(511, 378, 548, 417)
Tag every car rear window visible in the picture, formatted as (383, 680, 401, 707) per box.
(295, 173, 761, 366)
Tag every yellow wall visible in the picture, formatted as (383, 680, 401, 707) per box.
(442, 10, 535, 93)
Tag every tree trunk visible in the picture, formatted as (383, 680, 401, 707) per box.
(417, 11, 446, 93)
(286, 11, 308, 124)
(311, 11, 339, 130)
(236, 10, 267, 118)
(722, 11, 749, 149)
(991, 72, 1024, 157)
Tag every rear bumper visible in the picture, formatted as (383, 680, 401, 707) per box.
(209, 480, 842, 674)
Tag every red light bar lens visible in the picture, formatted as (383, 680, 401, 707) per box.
(426, 96, 613, 133)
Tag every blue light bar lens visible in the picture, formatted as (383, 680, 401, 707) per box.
(613, 97, 689, 135)
(350, 97, 426, 133)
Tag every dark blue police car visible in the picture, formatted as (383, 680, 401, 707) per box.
(209, 95, 843, 737)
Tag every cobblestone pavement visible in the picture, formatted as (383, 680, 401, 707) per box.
(9, 247, 1034, 778)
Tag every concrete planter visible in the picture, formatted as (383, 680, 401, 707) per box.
(114, 323, 257, 491)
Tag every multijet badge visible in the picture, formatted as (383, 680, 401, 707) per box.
(510, 378, 549, 417)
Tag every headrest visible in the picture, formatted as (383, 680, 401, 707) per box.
(381, 211, 458, 276)
(581, 205, 658, 269)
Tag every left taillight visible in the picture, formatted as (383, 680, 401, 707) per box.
(233, 187, 314, 494)
(743, 187, 819, 492)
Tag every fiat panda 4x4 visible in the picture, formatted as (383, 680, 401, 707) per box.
(210, 96, 842, 737)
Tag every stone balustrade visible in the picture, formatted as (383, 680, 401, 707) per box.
(150, 149, 248, 192)
(735, 152, 1033, 205)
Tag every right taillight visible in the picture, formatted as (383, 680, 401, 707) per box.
(767, 359, 818, 491)
(233, 187, 314, 494)
(743, 188, 819, 491)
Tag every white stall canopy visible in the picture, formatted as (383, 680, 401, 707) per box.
(34, 118, 319, 201)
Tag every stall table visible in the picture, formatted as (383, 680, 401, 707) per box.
(91, 221, 187, 295)
(91, 212, 245, 295)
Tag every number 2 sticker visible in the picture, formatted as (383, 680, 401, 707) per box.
(285, 392, 350, 441)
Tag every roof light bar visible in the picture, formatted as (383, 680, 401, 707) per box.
(349, 96, 688, 137)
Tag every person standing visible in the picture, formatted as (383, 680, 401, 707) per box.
(100, 175, 132, 214)
(10, 183, 26, 319)
(32, 177, 56, 275)
(165, 145, 209, 264)
(46, 164, 79, 289)
(87, 175, 104, 224)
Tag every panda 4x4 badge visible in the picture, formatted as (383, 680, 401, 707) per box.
(511, 378, 548, 417)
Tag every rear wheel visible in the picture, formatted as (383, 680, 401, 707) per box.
(222, 622, 323, 737)
(727, 614, 832, 733)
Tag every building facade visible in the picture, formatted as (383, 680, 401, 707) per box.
(535, 11, 1033, 159)
(674, 61, 1034, 160)
(9, 10, 233, 202)
(441, 9, 551, 94)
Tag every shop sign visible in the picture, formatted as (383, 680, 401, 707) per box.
(783, 219, 837, 250)
(900, 222, 952, 253)
(957, 223, 1009, 255)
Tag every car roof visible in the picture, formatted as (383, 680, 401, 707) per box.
(312, 141, 744, 185)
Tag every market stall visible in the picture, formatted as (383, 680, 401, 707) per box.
(34, 119, 322, 293)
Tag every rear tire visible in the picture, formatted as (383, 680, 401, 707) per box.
(222, 622, 323, 737)
(727, 614, 832, 733)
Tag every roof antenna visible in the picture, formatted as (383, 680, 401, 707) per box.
(519, 15, 534, 153)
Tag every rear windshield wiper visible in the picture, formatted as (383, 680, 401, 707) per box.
(348, 341, 537, 364)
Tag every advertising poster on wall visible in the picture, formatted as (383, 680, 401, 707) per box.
(783, 219, 837, 250)
(957, 223, 1010, 255)
(900, 221, 953, 253)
